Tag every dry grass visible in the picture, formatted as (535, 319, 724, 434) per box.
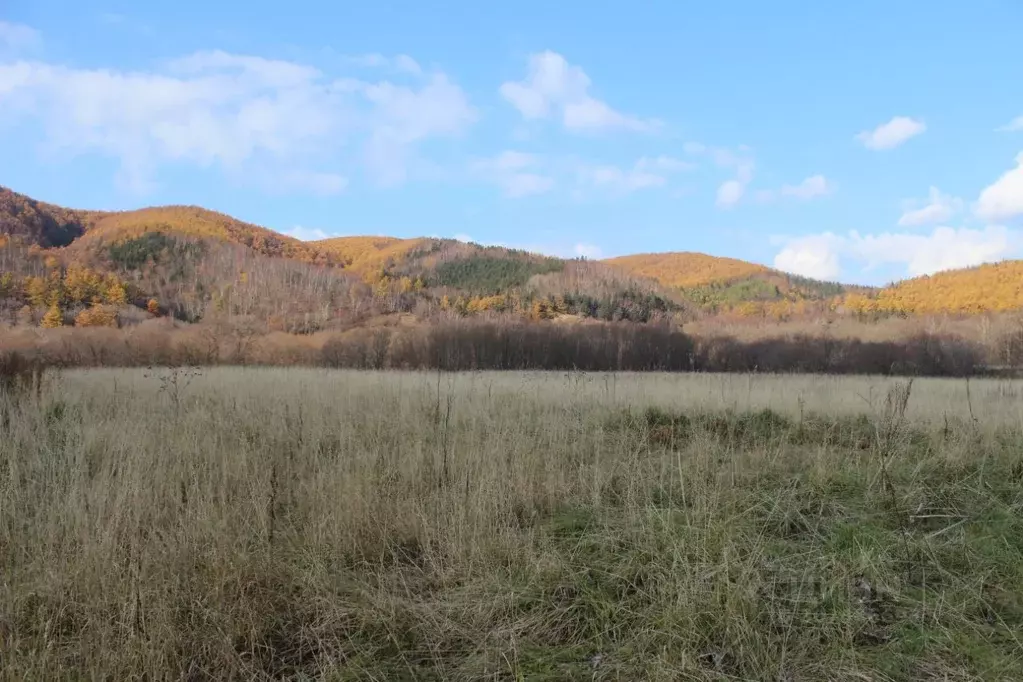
(2, 369, 1023, 680)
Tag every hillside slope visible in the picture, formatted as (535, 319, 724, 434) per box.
(3, 186, 1023, 323)
(1, 186, 338, 265)
(313, 236, 435, 278)
(70, 206, 337, 265)
(605, 251, 856, 314)
(843, 261, 1023, 315)
(603, 252, 771, 288)
(0, 186, 100, 247)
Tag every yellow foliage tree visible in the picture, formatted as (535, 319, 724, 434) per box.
(372, 275, 391, 299)
(530, 299, 553, 320)
(64, 265, 104, 304)
(75, 304, 118, 328)
(466, 295, 507, 314)
(25, 276, 49, 307)
(147, 298, 160, 315)
(105, 277, 128, 305)
(41, 303, 63, 328)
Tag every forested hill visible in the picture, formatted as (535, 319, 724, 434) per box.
(2, 185, 1022, 332)
(603, 251, 865, 316)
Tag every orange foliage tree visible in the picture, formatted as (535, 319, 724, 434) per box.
(75, 304, 118, 328)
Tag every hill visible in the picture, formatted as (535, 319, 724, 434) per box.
(605, 251, 857, 316)
(603, 252, 771, 288)
(68, 206, 338, 265)
(313, 236, 435, 279)
(3, 185, 1023, 331)
(0, 188, 692, 330)
(842, 260, 1023, 316)
(1, 185, 338, 265)
(0, 186, 101, 248)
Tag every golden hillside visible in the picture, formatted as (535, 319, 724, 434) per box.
(5, 185, 1023, 318)
(314, 236, 434, 279)
(71, 206, 335, 264)
(845, 260, 1023, 315)
(0, 186, 101, 248)
(603, 252, 771, 289)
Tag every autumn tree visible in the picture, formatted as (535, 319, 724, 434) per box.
(25, 276, 49, 307)
(105, 276, 128, 305)
(75, 304, 118, 327)
(41, 303, 63, 328)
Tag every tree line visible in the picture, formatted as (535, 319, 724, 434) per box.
(4, 318, 1018, 377)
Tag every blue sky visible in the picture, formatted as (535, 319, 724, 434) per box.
(1, 0, 1022, 285)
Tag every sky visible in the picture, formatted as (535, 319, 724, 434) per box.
(1, 0, 1021, 285)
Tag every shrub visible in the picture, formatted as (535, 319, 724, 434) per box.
(0, 350, 42, 398)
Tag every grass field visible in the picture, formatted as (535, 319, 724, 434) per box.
(2, 369, 1023, 680)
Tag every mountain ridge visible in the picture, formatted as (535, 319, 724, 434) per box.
(0, 184, 848, 288)
(3, 185, 1022, 324)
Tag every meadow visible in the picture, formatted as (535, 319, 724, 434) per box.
(2, 369, 1023, 680)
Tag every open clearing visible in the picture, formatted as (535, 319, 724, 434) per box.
(2, 369, 1023, 680)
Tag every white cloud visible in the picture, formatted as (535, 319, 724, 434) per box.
(358, 73, 477, 184)
(570, 154, 693, 195)
(897, 186, 961, 226)
(342, 53, 423, 75)
(780, 174, 832, 200)
(773, 226, 1018, 281)
(500, 51, 658, 133)
(759, 175, 832, 203)
(686, 143, 755, 208)
(503, 173, 556, 197)
(856, 116, 926, 150)
(773, 234, 842, 280)
(0, 21, 40, 54)
(0, 47, 475, 192)
(975, 152, 1023, 222)
(579, 164, 665, 192)
(849, 226, 1015, 276)
(636, 155, 695, 173)
(280, 225, 332, 241)
(486, 150, 537, 171)
(473, 152, 690, 198)
(716, 180, 746, 209)
(271, 170, 348, 195)
(470, 151, 555, 198)
(574, 243, 603, 259)
(97, 13, 153, 35)
(997, 116, 1023, 133)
